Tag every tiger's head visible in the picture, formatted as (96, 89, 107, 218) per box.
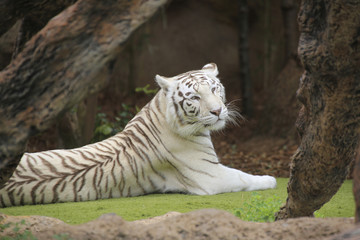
(156, 63, 239, 137)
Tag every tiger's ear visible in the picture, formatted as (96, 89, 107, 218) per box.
(155, 75, 173, 92)
(202, 63, 219, 77)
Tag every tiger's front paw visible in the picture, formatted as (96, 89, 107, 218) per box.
(263, 175, 277, 189)
(245, 175, 277, 191)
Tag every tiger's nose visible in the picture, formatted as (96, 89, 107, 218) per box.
(210, 108, 222, 117)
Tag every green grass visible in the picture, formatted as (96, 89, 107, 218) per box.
(0, 178, 354, 224)
(315, 178, 355, 218)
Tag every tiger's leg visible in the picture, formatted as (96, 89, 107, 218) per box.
(188, 164, 277, 195)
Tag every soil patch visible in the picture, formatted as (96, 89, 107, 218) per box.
(213, 128, 297, 178)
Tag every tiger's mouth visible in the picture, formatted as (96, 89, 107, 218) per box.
(203, 117, 226, 130)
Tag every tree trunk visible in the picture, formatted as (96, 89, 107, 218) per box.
(0, 0, 76, 38)
(354, 146, 360, 223)
(276, 0, 360, 219)
(57, 93, 98, 149)
(10, 2, 100, 150)
(8, 1, 90, 150)
(0, 0, 167, 188)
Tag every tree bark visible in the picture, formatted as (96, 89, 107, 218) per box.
(0, 0, 76, 38)
(0, 0, 167, 187)
(57, 93, 98, 149)
(354, 146, 360, 223)
(276, 0, 360, 219)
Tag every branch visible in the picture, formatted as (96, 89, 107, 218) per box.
(0, 0, 76, 37)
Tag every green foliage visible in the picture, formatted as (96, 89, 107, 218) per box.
(0, 220, 37, 240)
(135, 84, 158, 96)
(0, 220, 74, 240)
(234, 192, 283, 222)
(314, 210, 325, 218)
(92, 104, 135, 142)
(92, 84, 158, 142)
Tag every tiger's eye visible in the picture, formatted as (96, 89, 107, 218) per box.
(191, 96, 200, 101)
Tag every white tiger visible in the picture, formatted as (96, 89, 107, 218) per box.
(0, 63, 276, 207)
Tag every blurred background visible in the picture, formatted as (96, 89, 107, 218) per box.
(0, 0, 303, 177)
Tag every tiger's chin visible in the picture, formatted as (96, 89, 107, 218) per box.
(207, 119, 226, 131)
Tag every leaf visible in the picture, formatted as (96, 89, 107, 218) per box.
(234, 193, 283, 222)
(97, 125, 112, 136)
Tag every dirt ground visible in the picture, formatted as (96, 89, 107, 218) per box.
(1, 209, 358, 240)
(212, 126, 297, 178)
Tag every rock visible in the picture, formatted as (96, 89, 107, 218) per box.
(0, 209, 356, 240)
(0, 213, 64, 237)
(132, 211, 181, 225)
